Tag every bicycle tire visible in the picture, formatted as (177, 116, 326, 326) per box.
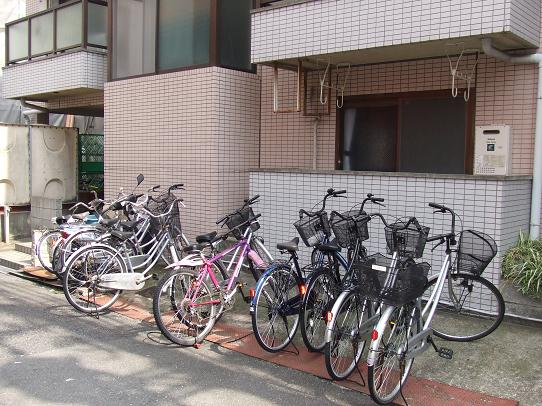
(62, 244, 127, 314)
(58, 228, 103, 275)
(324, 289, 370, 380)
(424, 272, 505, 342)
(153, 268, 218, 346)
(300, 267, 339, 352)
(36, 230, 62, 273)
(367, 305, 420, 405)
(251, 263, 302, 352)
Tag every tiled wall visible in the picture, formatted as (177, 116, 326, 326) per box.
(250, 170, 531, 303)
(510, 0, 542, 46)
(46, 92, 104, 111)
(251, 0, 540, 64)
(2, 51, 107, 99)
(26, 0, 46, 16)
(259, 55, 538, 176)
(104, 67, 260, 239)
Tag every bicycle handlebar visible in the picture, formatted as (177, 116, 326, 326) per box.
(299, 188, 347, 218)
(216, 195, 260, 225)
(427, 202, 457, 245)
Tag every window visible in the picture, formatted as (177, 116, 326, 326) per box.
(110, 0, 252, 80)
(338, 92, 473, 174)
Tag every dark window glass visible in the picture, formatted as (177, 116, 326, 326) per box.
(342, 106, 397, 171)
(400, 98, 466, 174)
(340, 93, 469, 174)
(158, 0, 211, 71)
(218, 0, 251, 71)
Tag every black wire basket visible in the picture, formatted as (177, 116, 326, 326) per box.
(457, 230, 497, 276)
(330, 210, 370, 248)
(225, 206, 260, 240)
(294, 212, 331, 247)
(385, 220, 429, 259)
(355, 254, 430, 306)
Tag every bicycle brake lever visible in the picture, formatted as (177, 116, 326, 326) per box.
(431, 238, 445, 252)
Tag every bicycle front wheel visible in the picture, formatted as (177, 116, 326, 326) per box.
(153, 269, 217, 346)
(367, 305, 419, 405)
(300, 267, 339, 352)
(62, 244, 127, 313)
(325, 289, 370, 380)
(424, 272, 505, 341)
(251, 264, 301, 352)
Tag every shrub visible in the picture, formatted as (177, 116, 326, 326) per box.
(502, 233, 542, 300)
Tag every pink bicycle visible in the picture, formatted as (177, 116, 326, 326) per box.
(152, 196, 271, 346)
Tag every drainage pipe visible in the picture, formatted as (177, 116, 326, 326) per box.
(312, 117, 320, 170)
(1, 206, 10, 244)
(481, 38, 542, 238)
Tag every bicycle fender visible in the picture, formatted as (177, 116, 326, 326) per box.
(166, 254, 203, 269)
(366, 306, 395, 367)
(250, 262, 287, 311)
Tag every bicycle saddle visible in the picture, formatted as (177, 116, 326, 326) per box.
(100, 218, 120, 227)
(315, 242, 340, 253)
(110, 230, 133, 240)
(196, 231, 218, 244)
(182, 243, 206, 254)
(276, 237, 299, 252)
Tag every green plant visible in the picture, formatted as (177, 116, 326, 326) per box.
(502, 232, 542, 300)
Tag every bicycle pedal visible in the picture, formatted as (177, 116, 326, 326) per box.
(438, 347, 453, 359)
(193, 343, 203, 349)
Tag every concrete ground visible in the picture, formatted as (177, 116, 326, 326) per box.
(2, 266, 541, 405)
(0, 268, 372, 406)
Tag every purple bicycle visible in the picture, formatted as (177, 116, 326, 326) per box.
(152, 196, 270, 346)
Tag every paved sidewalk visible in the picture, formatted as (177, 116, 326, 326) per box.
(0, 269, 372, 406)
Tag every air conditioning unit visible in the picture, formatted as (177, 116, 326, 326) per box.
(474, 125, 511, 176)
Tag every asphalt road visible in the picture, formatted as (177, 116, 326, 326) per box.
(0, 268, 373, 406)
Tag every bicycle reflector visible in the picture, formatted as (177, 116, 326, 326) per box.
(300, 284, 307, 295)
(371, 329, 379, 340)
(249, 288, 255, 299)
(60, 230, 70, 239)
(325, 311, 333, 323)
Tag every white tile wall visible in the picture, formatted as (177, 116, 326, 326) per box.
(2, 51, 107, 99)
(251, 0, 541, 63)
(250, 170, 531, 299)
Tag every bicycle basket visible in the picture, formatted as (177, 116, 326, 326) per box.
(457, 230, 497, 276)
(330, 210, 370, 248)
(146, 194, 181, 235)
(294, 212, 331, 247)
(355, 255, 430, 306)
(225, 206, 260, 240)
(385, 220, 429, 258)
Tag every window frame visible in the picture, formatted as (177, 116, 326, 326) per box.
(335, 90, 475, 174)
(107, 0, 255, 81)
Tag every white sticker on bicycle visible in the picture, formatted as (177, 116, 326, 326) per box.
(372, 265, 387, 272)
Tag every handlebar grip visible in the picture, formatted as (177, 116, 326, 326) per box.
(429, 202, 446, 211)
(333, 190, 347, 196)
(216, 215, 228, 225)
(245, 195, 260, 204)
(372, 198, 385, 202)
(169, 183, 184, 190)
(152, 185, 160, 192)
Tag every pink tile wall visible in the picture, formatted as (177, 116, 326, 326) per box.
(260, 55, 538, 176)
(104, 67, 260, 239)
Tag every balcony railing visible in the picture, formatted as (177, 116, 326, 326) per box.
(5, 0, 107, 65)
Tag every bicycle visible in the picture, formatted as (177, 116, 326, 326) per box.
(300, 194, 384, 354)
(365, 203, 501, 404)
(153, 196, 272, 346)
(250, 188, 350, 353)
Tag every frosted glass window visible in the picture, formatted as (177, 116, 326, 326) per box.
(112, 0, 156, 79)
(87, 2, 107, 47)
(56, 2, 82, 49)
(31, 13, 54, 56)
(8, 21, 28, 61)
(158, 0, 210, 71)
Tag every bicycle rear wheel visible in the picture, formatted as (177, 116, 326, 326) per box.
(367, 305, 420, 405)
(300, 267, 339, 352)
(62, 244, 127, 313)
(153, 269, 217, 346)
(424, 272, 505, 341)
(251, 264, 301, 352)
(324, 289, 370, 380)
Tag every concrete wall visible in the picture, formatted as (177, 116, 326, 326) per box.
(104, 67, 260, 239)
(250, 170, 531, 302)
(251, 0, 540, 64)
(0, 124, 29, 205)
(2, 51, 107, 100)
